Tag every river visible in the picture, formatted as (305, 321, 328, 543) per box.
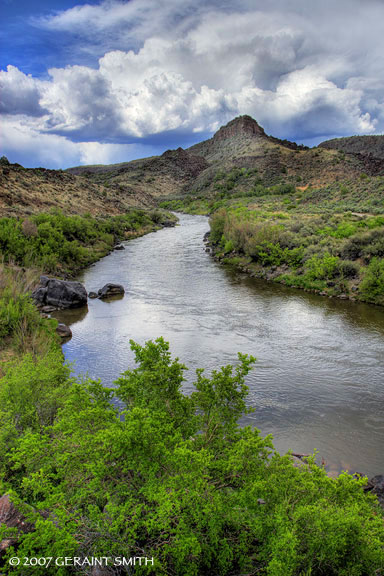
(56, 213, 384, 477)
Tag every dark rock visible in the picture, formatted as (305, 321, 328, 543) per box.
(114, 244, 125, 250)
(0, 494, 34, 531)
(290, 455, 308, 469)
(88, 291, 98, 299)
(32, 276, 87, 309)
(0, 494, 34, 555)
(369, 475, 384, 508)
(162, 219, 175, 227)
(33, 287, 49, 305)
(98, 283, 125, 299)
(56, 323, 72, 339)
(291, 453, 310, 460)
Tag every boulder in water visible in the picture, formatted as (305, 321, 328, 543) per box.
(97, 283, 125, 299)
(56, 323, 72, 339)
(32, 276, 87, 309)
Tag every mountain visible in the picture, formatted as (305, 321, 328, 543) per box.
(318, 135, 384, 175)
(2, 116, 383, 216)
(66, 115, 380, 202)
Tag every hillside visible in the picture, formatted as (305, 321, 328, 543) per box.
(67, 116, 381, 203)
(319, 135, 384, 175)
(2, 116, 384, 216)
(67, 147, 209, 200)
(0, 158, 155, 218)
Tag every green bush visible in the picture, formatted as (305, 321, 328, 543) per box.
(339, 260, 360, 279)
(223, 239, 234, 253)
(209, 209, 227, 244)
(359, 258, 384, 305)
(305, 253, 340, 281)
(0, 210, 169, 276)
(0, 266, 56, 354)
(0, 339, 383, 575)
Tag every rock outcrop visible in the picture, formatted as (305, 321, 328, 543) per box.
(97, 283, 125, 299)
(213, 115, 267, 141)
(0, 494, 34, 556)
(32, 276, 88, 309)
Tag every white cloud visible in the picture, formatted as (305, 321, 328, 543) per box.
(0, 116, 161, 168)
(0, 66, 45, 116)
(2, 0, 384, 167)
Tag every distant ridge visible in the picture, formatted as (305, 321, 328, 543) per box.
(319, 134, 384, 175)
(63, 114, 381, 200)
(2, 114, 383, 216)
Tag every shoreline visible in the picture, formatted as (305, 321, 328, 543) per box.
(204, 233, 382, 308)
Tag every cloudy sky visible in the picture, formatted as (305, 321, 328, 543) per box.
(1, 0, 384, 168)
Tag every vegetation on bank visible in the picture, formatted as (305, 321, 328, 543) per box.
(0, 264, 59, 370)
(0, 334, 383, 576)
(0, 209, 176, 277)
(208, 206, 384, 305)
(160, 175, 384, 305)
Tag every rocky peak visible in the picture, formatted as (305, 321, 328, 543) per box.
(213, 116, 266, 141)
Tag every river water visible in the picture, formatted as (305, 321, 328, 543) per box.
(57, 214, 384, 477)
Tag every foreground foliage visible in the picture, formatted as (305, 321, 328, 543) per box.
(0, 338, 383, 575)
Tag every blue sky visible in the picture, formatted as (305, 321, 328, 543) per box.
(1, 0, 132, 75)
(1, 0, 384, 168)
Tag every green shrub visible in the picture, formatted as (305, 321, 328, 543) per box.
(209, 209, 227, 244)
(223, 239, 234, 253)
(359, 258, 384, 305)
(0, 339, 382, 575)
(305, 253, 340, 281)
(0, 210, 167, 276)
